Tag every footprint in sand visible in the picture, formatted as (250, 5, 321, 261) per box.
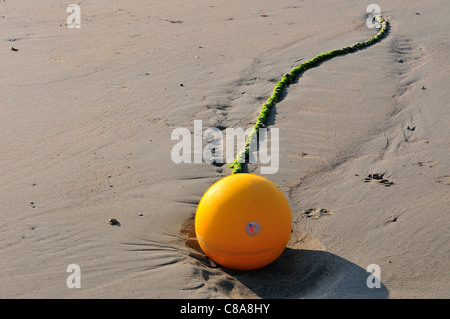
(402, 117, 417, 143)
(436, 176, 450, 185)
(51, 56, 65, 62)
(300, 208, 333, 219)
(106, 84, 131, 92)
(363, 173, 394, 187)
(412, 161, 440, 168)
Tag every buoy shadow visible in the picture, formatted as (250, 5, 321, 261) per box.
(224, 247, 389, 299)
(182, 216, 389, 299)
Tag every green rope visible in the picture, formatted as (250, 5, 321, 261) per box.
(227, 16, 389, 174)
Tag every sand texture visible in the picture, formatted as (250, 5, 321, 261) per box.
(0, 0, 448, 298)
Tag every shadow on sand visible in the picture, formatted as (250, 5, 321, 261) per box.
(183, 216, 389, 299)
(223, 247, 389, 299)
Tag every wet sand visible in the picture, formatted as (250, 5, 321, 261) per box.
(0, 0, 448, 298)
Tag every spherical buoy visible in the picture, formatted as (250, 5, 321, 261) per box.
(195, 173, 292, 270)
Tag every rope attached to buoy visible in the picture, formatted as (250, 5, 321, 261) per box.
(228, 16, 389, 174)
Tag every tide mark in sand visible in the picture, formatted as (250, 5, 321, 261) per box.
(363, 173, 394, 187)
(300, 208, 333, 219)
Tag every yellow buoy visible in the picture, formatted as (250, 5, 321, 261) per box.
(195, 173, 292, 270)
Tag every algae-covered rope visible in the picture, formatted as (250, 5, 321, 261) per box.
(228, 16, 389, 174)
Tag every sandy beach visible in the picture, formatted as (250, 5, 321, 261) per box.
(1, 0, 449, 299)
